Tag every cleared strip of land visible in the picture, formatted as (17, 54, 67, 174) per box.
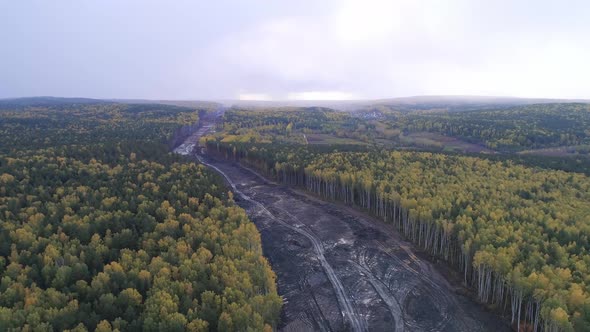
(181, 120, 510, 331)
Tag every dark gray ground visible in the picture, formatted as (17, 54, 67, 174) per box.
(176, 122, 511, 332)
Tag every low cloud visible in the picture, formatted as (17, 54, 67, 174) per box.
(287, 91, 358, 101)
(238, 93, 273, 101)
(2, 0, 590, 99)
(212, 0, 590, 99)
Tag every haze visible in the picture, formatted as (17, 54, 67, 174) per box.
(1, 0, 589, 100)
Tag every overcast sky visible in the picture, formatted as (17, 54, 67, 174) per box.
(1, 0, 589, 100)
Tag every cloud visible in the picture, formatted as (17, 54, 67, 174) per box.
(238, 93, 273, 101)
(2, 0, 590, 99)
(211, 0, 590, 99)
(211, 0, 475, 99)
(287, 91, 358, 101)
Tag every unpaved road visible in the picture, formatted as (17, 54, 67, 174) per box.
(175, 122, 510, 332)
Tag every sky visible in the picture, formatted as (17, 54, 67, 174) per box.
(1, 0, 589, 100)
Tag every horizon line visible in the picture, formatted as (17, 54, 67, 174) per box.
(3, 94, 590, 103)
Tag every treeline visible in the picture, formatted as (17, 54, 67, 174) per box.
(0, 103, 281, 331)
(209, 141, 590, 331)
(215, 105, 590, 175)
(391, 103, 590, 152)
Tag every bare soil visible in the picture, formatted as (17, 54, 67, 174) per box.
(178, 120, 510, 332)
(199, 155, 510, 332)
(519, 145, 590, 157)
(402, 132, 496, 154)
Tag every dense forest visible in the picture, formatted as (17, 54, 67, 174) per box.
(220, 107, 383, 145)
(205, 105, 590, 331)
(0, 103, 281, 331)
(218, 104, 590, 153)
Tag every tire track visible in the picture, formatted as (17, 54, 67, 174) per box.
(196, 155, 367, 332)
(353, 250, 405, 332)
(374, 242, 455, 331)
(269, 201, 368, 332)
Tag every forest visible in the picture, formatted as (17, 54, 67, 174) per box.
(388, 103, 590, 152)
(220, 103, 590, 153)
(213, 105, 590, 175)
(205, 104, 590, 331)
(0, 102, 281, 331)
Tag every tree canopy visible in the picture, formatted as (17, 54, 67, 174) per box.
(207, 105, 590, 331)
(0, 102, 281, 331)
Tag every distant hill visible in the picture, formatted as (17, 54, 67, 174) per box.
(0, 96, 109, 108)
(227, 95, 590, 113)
(363, 95, 590, 112)
(0, 97, 222, 112)
(109, 99, 222, 111)
(3, 95, 588, 112)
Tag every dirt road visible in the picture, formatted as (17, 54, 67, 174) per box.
(176, 121, 510, 331)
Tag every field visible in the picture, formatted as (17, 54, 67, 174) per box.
(305, 133, 369, 145)
(399, 132, 496, 154)
(519, 145, 590, 157)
